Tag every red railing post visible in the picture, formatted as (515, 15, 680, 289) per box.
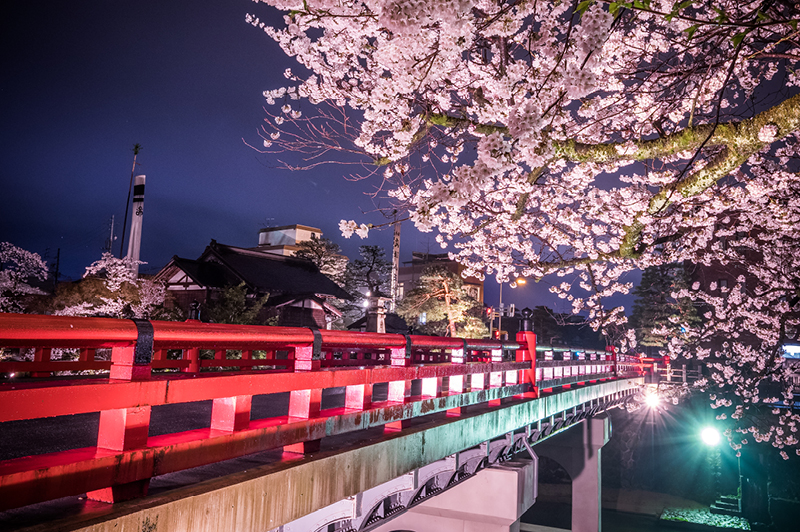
(446, 346, 465, 417)
(86, 320, 154, 503)
(183, 347, 200, 373)
(387, 346, 411, 402)
(86, 404, 152, 503)
(609, 346, 619, 377)
(384, 346, 410, 432)
(470, 367, 485, 391)
(211, 395, 252, 432)
(420, 375, 441, 398)
(285, 345, 322, 453)
(79, 347, 94, 363)
(516, 329, 537, 398)
(345, 382, 373, 410)
(488, 348, 503, 406)
(345, 347, 373, 410)
(109, 345, 152, 381)
(32, 347, 51, 378)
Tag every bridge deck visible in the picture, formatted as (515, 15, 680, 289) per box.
(1, 378, 641, 532)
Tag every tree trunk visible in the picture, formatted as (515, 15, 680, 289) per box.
(443, 280, 456, 337)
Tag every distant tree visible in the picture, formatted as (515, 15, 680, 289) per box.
(293, 234, 354, 328)
(529, 305, 606, 349)
(205, 282, 272, 325)
(629, 263, 700, 350)
(397, 266, 487, 338)
(294, 234, 348, 287)
(53, 253, 166, 319)
(0, 242, 48, 313)
(347, 245, 391, 297)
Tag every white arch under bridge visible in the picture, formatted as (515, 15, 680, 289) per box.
(271, 379, 637, 532)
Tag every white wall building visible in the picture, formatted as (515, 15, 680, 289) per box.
(256, 224, 323, 256)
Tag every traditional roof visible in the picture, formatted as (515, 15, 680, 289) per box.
(157, 240, 351, 300)
(347, 313, 410, 334)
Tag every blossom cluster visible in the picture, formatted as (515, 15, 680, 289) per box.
(56, 253, 165, 319)
(0, 242, 48, 313)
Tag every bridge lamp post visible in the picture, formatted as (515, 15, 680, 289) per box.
(643, 391, 661, 483)
(644, 392, 660, 409)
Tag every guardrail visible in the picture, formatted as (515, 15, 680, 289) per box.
(0, 313, 636, 513)
(654, 363, 703, 384)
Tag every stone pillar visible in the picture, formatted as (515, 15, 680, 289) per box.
(365, 296, 390, 333)
(535, 414, 610, 532)
(371, 457, 537, 532)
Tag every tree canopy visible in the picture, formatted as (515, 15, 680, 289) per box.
(0, 242, 48, 313)
(294, 234, 349, 287)
(53, 253, 166, 319)
(397, 266, 488, 337)
(347, 245, 391, 297)
(206, 282, 272, 325)
(250, 1, 800, 456)
(629, 263, 699, 349)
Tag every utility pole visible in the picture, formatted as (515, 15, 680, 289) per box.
(119, 144, 142, 258)
(390, 218, 401, 312)
(52, 248, 60, 292)
(104, 215, 116, 253)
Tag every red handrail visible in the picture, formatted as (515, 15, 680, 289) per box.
(0, 313, 138, 348)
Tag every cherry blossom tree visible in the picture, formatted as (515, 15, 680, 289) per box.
(0, 242, 48, 313)
(247, 0, 800, 455)
(55, 253, 166, 319)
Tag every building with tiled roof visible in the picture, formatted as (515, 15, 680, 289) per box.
(155, 240, 350, 328)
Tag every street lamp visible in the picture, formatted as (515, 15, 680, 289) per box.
(701, 427, 721, 446)
(497, 277, 526, 339)
(700, 426, 737, 509)
(700, 426, 721, 503)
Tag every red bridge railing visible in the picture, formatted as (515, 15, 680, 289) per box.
(0, 313, 634, 512)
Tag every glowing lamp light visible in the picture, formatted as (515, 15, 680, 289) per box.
(645, 393, 660, 408)
(701, 427, 721, 446)
(509, 278, 527, 289)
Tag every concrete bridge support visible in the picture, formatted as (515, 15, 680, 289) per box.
(535, 414, 610, 532)
(372, 456, 538, 532)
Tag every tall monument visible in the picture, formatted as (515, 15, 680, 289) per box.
(125, 174, 146, 275)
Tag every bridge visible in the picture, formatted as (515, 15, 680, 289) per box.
(0, 313, 643, 532)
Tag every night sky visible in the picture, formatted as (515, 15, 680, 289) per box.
(1, 0, 613, 314)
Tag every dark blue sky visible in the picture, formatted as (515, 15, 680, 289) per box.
(0, 0, 593, 314)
